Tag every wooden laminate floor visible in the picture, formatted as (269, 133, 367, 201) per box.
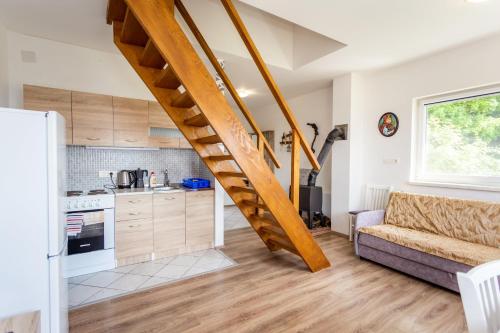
(69, 228, 467, 333)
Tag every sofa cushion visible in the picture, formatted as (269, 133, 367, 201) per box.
(384, 192, 500, 248)
(358, 224, 500, 266)
(358, 232, 472, 274)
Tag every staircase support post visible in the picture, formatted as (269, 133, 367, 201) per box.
(291, 129, 300, 210)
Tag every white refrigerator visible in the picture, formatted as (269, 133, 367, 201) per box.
(0, 108, 68, 333)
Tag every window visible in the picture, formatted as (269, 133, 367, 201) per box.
(413, 86, 500, 190)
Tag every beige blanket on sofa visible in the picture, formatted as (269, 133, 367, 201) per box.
(359, 192, 500, 266)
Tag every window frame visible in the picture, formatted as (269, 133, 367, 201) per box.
(411, 85, 500, 191)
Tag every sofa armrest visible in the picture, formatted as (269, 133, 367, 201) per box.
(354, 210, 385, 256)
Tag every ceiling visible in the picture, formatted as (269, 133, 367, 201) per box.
(1, 0, 500, 106)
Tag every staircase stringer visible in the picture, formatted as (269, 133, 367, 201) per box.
(112, 23, 281, 253)
(118, 0, 331, 272)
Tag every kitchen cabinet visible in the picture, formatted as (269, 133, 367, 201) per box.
(179, 137, 192, 149)
(72, 91, 114, 146)
(23, 85, 73, 144)
(153, 192, 186, 257)
(113, 97, 149, 147)
(115, 218, 154, 261)
(148, 101, 176, 129)
(186, 191, 214, 248)
(148, 136, 179, 149)
(115, 195, 153, 265)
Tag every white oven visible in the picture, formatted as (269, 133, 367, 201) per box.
(63, 194, 116, 277)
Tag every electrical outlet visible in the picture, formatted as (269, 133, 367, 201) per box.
(99, 171, 116, 178)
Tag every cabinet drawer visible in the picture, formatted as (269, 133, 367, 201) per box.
(186, 190, 214, 246)
(115, 218, 153, 259)
(153, 192, 186, 252)
(116, 195, 152, 221)
(114, 129, 149, 147)
(149, 136, 179, 148)
(73, 127, 113, 146)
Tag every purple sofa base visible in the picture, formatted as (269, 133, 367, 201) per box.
(358, 233, 472, 292)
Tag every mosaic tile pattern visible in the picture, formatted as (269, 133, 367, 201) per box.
(68, 249, 236, 308)
(66, 146, 212, 191)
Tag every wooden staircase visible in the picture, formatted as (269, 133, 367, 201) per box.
(106, 0, 330, 272)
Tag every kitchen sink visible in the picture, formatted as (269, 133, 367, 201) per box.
(153, 186, 177, 192)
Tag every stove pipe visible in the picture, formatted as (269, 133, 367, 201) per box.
(307, 127, 345, 187)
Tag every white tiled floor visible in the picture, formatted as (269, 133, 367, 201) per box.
(68, 249, 236, 308)
(225, 205, 249, 230)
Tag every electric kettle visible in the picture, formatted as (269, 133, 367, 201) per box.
(117, 170, 136, 189)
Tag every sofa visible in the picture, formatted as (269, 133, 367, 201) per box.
(354, 192, 500, 292)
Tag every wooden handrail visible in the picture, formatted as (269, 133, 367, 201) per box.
(219, 0, 321, 171)
(174, 0, 281, 169)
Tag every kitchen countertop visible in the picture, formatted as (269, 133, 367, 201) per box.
(112, 183, 214, 196)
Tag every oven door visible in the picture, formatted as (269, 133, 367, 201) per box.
(66, 210, 105, 255)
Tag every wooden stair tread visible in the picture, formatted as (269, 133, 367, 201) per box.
(230, 186, 255, 194)
(267, 235, 299, 256)
(155, 66, 181, 90)
(184, 114, 209, 127)
(140, 39, 166, 69)
(208, 155, 234, 161)
(218, 171, 244, 177)
(197, 135, 221, 144)
(121, 8, 149, 46)
(171, 91, 195, 108)
(107, 0, 127, 24)
(241, 200, 267, 210)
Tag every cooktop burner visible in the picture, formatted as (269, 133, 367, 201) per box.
(88, 189, 108, 195)
(66, 189, 109, 197)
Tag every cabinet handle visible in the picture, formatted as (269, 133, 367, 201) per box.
(86, 137, 100, 141)
(164, 197, 175, 201)
(128, 212, 140, 216)
(128, 224, 140, 228)
(125, 139, 138, 142)
(128, 200, 140, 204)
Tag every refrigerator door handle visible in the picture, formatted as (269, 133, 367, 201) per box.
(48, 236, 68, 259)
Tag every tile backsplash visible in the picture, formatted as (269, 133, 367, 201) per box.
(66, 146, 213, 191)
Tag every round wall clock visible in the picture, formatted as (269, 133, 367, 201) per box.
(378, 112, 399, 137)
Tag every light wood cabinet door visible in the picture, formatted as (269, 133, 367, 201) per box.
(113, 96, 149, 130)
(66, 128, 73, 145)
(113, 97, 149, 147)
(0, 310, 41, 333)
(148, 136, 180, 148)
(153, 192, 186, 253)
(148, 101, 176, 129)
(186, 190, 214, 247)
(72, 91, 113, 129)
(179, 137, 192, 149)
(73, 127, 114, 146)
(114, 129, 150, 147)
(23, 85, 72, 128)
(115, 218, 153, 260)
(116, 195, 153, 221)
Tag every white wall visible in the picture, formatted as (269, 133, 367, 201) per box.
(0, 21, 8, 107)
(253, 86, 333, 216)
(7, 31, 153, 108)
(358, 33, 500, 203)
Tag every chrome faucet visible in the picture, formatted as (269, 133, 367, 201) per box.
(164, 169, 170, 187)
